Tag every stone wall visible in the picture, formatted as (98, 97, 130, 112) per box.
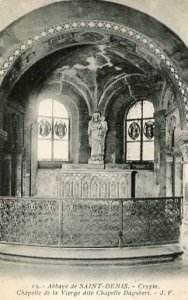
(135, 170, 159, 198)
(0, 101, 24, 196)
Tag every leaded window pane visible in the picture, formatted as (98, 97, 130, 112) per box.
(127, 142, 140, 161)
(38, 99, 52, 116)
(126, 100, 154, 162)
(127, 120, 141, 141)
(143, 100, 154, 118)
(38, 99, 69, 161)
(38, 140, 52, 160)
(38, 117, 52, 139)
(53, 100, 68, 118)
(54, 119, 69, 140)
(127, 101, 142, 119)
(142, 142, 154, 161)
(54, 140, 69, 161)
(143, 119, 154, 141)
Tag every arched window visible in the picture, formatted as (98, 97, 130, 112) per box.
(38, 99, 69, 161)
(125, 100, 154, 162)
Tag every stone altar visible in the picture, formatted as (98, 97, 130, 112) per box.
(37, 165, 132, 198)
(60, 167, 131, 199)
(36, 164, 132, 247)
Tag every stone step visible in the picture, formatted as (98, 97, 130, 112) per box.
(0, 243, 183, 266)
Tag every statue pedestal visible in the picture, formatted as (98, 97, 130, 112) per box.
(62, 163, 104, 170)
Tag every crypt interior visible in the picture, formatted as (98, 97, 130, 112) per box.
(0, 0, 188, 263)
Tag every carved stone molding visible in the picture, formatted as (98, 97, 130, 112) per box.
(176, 130, 188, 160)
(154, 110, 166, 132)
(165, 148, 182, 159)
(37, 169, 132, 198)
(0, 20, 187, 117)
(179, 144, 188, 161)
(60, 171, 131, 199)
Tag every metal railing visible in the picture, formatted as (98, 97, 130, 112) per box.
(0, 196, 183, 248)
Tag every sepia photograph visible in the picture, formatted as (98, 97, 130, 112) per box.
(0, 0, 188, 299)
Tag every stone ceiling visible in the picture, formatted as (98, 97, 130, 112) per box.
(2, 1, 186, 125)
(9, 40, 163, 112)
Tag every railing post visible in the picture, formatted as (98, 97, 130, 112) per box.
(118, 199, 123, 248)
(58, 198, 63, 247)
(180, 197, 183, 224)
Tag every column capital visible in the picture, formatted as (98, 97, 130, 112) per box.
(153, 109, 166, 117)
(165, 145, 182, 158)
(176, 131, 188, 161)
(176, 130, 188, 146)
(179, 144, 188, 161)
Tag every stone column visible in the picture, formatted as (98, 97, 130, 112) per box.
(0, 98, 8, 195)
(14, 148, 24, 197)
(3, 153, 12, 196)
(30, 120, 38, 196)
(166, 155, 173, 196)
(178, 131, 188, 260)
(24, 112, 38, 196)
(0, 94, 9, 196)
(0, 149, 3, 195)
(174, 154, 183, 196)
(0, 129, 7, 195)
(166, 150, 183, 197)
(22, 150, 30, 197)
(154, 110, 166, 196)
